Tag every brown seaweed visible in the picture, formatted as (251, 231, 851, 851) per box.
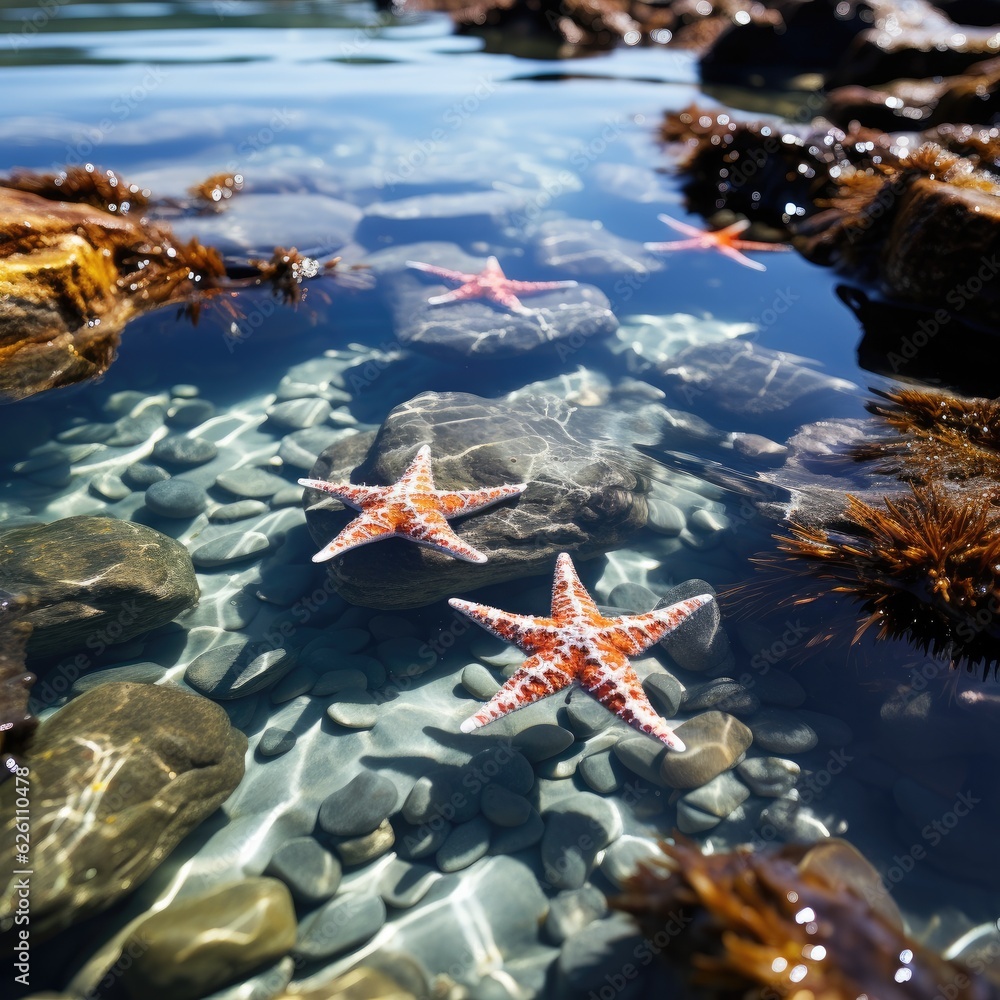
(0, 166, 334, 403)
(613, 837, 1000, 999)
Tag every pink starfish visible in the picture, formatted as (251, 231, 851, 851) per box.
(298, 445, 526, 564)
(406, 256, 578, 315)
(643, 212, 792, 271)
(449, 552, 712, 750)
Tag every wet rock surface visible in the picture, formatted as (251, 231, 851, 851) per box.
(0, 515, 199, 659)
(303, 390, 680, 608)
(0, 682, 246, 940)
(366, 241, 618, 360)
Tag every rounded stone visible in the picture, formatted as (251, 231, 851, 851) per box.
(304, 628, 371, 655)
(682, 678, 760, 717)
(171, 384, 200, 398)
(326, 690, 378, 729)
(265, 837, 341, 905)
(564, 694, 614, 738)
(123, 461, 171, 488)
(145, 479, 208, 518)
(120, 877, 295, 1000)
(544, 886, 609, 944)
(152, 435, 218, 466)
(292, 893, 386, 960)
(749, 708, 819, 754)
(215, 467, 289, 499)
(318, 770, 399, 837)
(554, 913, 646, 999)
(481, 783, 532, 827)
(393, 816, 452, 861)
(0, 515, 199, 659)
(606, 581, 658, 612)
(737, 756, 801, 797)
(600, 836, 666, 889)
(646, 498, 686, 535)
(679, 770, 750, 819)
(462, 662, 501, 701)
(70, 661, 166, 697)
(642, 671, 685, 717)
(168, 398, 215, 427)
(659, 711, 753, 789)
(613, 736, 668, 787)
(541, 793, 623, 890)
(377, 858, 439, 909)
(513, 724, 575, 762)
(267, 397, 331, 430)
(258, 727, 297, 758)
(191, 530, 272, 567)
(436, 816, 492, 872)
(489, 808, 544, 855)
(90, 472, 131, 502)
(331, 818, 396, 866)
(209, 499, 269, 523)
(578, 749, 623, 795)
(185, 643, 295, 700)
(656, 579, 731, 673)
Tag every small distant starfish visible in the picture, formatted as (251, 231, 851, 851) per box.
(449, 552, 712, 750)
(299, 444, 526, 564)
(406, 256, 578, 315)
(643, 212, 791, 271)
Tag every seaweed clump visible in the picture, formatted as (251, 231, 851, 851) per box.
(0, 165, 331, 402)
(756, 386, 1000, 676)
(613, 837, 1000, 999)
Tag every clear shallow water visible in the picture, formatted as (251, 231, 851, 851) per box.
(3, 2, 1000, 997)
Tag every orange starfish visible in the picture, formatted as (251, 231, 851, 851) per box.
(406, 256, 578, 315)
(299, 445, 526, 564)
(644, 212, 791, 271)
(449, 552, 712, 750)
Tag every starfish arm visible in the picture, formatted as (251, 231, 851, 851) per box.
(448, 597, 554, 650)
(610, 595, 715, 656)
(297, 479, 383, 511)
(406, 260, 473, 283)
(398, 444, 437, 493)
(505, 278, 579, 292)
(549, 552, 602, 621)
(434, 483, 527, 516)
(642, 238, 702, 252)
(426, 289, 468, 305)
(460, 652, 572, 731)
(579, 653, 686, 751)
(309, 511, 395, 562)
(400, 509, 490, 563)
(729, 240, 793, 252)
(716, 244, 767, 271)
(656, 213, 710, 238)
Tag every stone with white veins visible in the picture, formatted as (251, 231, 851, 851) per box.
(303, 390, 704, 608)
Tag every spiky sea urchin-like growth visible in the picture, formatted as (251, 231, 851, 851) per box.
(855, 386, 1000, 485)
(761, 487, 1000, 675)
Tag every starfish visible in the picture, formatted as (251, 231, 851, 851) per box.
(406, 256, 578, 315)
(449, 552, 713, 750)
(643, 212, 792, 271)
(298, 445, 526, 564)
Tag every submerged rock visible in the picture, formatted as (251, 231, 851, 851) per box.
(119, 877, 296, 1000)
(0, 515, 199, 660)
(367, 241, 617, 361)
(0, 682, 246, 941)
(302, 390, 698, 608)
